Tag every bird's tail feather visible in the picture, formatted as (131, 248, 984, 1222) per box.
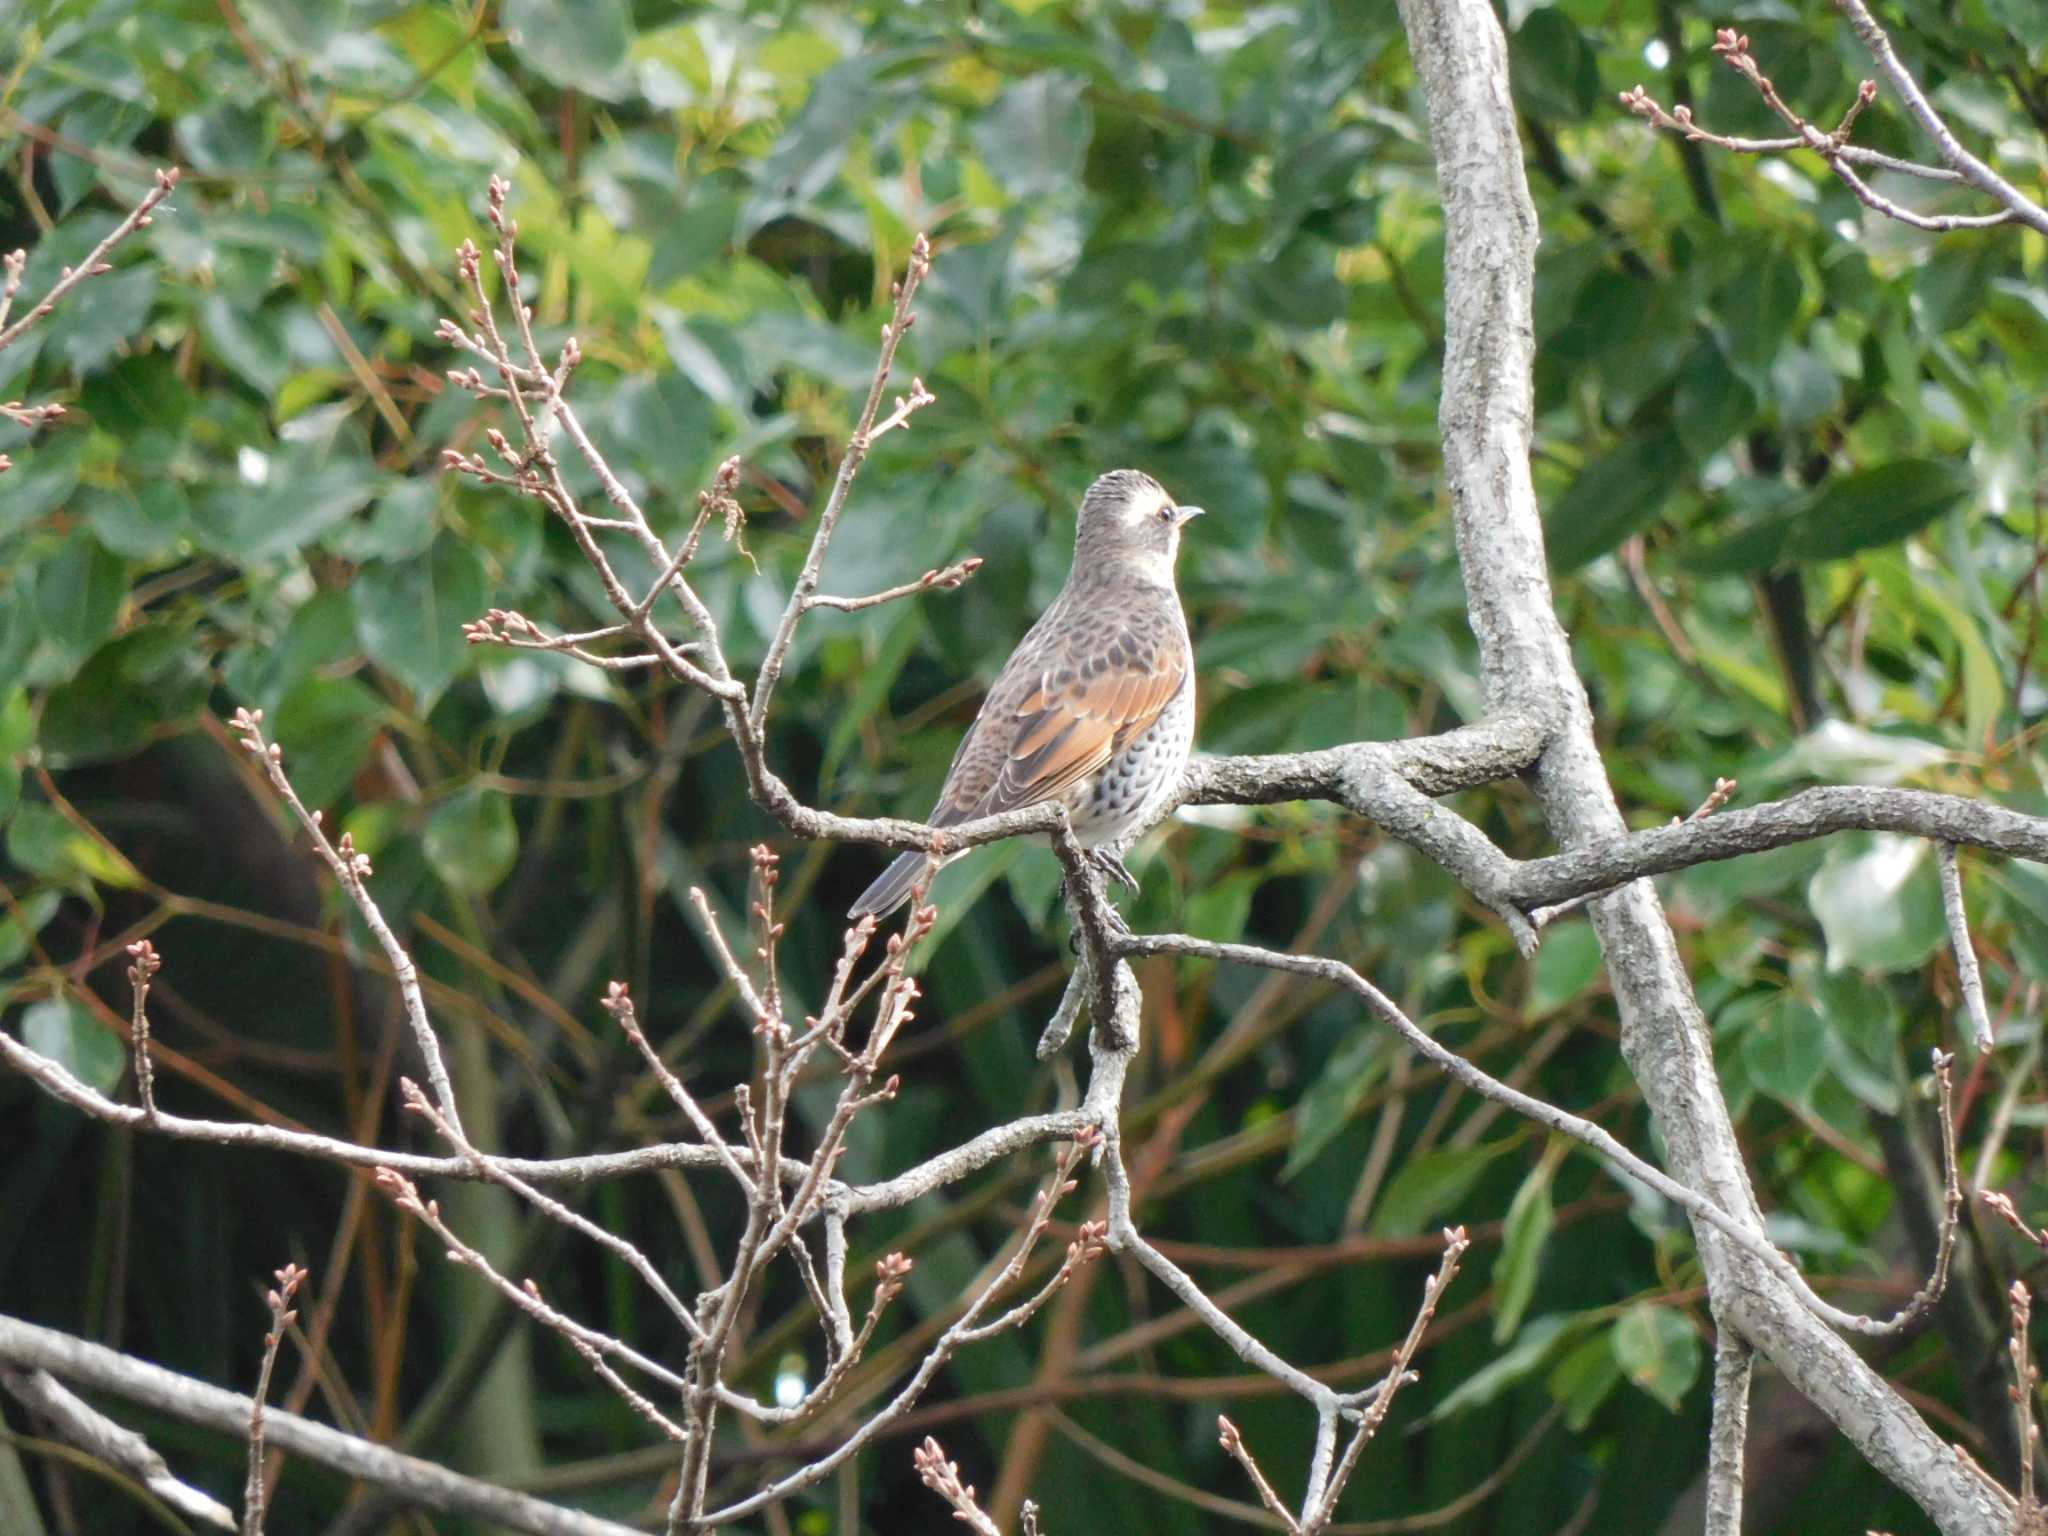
(849, 851, 932, 920)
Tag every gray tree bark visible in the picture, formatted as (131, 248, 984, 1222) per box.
(1390, 0, 2016, 1529)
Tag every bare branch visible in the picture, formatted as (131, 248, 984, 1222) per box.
(0, 1314, 645, 1536)
(0, 167, 180, 355)
(1833, 0, 2048, 236)
(1503, 786, 2048, 910)
(1532, 776, 1736, 928)
(0, 1366, 235, 1531)
(1302, 1227, 1469, 1533)
(227, 708, 465, 1137)
(1937, 845, 1995, 1052)
(913, 1437, 1003, 1536)
(1705, 1337, 1754, 1536)
(1217, 1417, 1302, 1534)
(124, 938, 160, 1117)
(2011, 1283, 2040, 1515)
(1119, 929, 1917, 1340)
(748, 238, 934, 737)
(809, 556, 984, 614)
(1620, 28, 2023, 233)
(1395, 0, 2014, 1518)
(243, 1263, 307, 1536)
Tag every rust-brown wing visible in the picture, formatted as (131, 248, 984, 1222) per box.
(969, 638, 1186, 818)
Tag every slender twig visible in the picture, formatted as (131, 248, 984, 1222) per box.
(125, 939, 160, 1117)
(227, 709, 464, 1137)
(2011, 1283, 2040, 1512)
(1217, 1417, 1302, 1534)
(1119, 930, 1917, 1339)
(1983, 1190, 2048, 1252)
(1937, 844, 1995, 1052)
(809, 556, 983, 613)
(1301, 1228, 1469, 1534)
(396, 1080, 709, 1345)
(1620, 29, 2020, 234)
(749, 241, 935, 736)
(243, 1263, 307, 1536)
(1532, 777, 1735, 928)
(704, 1133, 1107, 1523)
(913, 1436, 1003, 1536)
(1832, 0, 2048, 236)
(372, 1169, 691, 1399)
(602, 981, 757, 1197)
(461, 608, 675, 672)
(1878, 1051, 1964, 1336)
(0, 167, 180, 355)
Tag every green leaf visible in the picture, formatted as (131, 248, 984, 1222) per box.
(0, 432, 85, 539)
(1372, 1139, 1518, 1237)
(1678, 479, 1803, 575)
(82, 481, 190, 561)
(1740, 993, 1826, 1108)
(1721, 254, 1803, 390)
(1528, 921, 1601, 1018)
(424, 787, 518, 894)
(33, 530, 126, 669)
(1285, 1031, 1388, 1181)
(1493, 1158, 1556, 1343)
(1673, 339, 1757, 461)
(974, 73, 1087, 198)
(5, 802, 143, 890)
(1548, 1332, 1624, 1430)
(1612, 1303, 1701, 1412)
(1509, 10, 1598, 120)
(1808, 834, 1948, 973)
(21, 997, 125, 1094)
(199, 294, 290, 394)
(501, 0, 633, 98)
(1789, 460, 1973, 562)
(1770, 345, 1842, 429)
(1758, 720, 1948, 786)
(1430, 1314, 1572, 1421)
(351, 536, 488, 706)
(192, 455, 380, 562)
(743, 55, 886, 235)
(272, 677, 385, 811)
(40, 625, 210, 764)
(43, 265, 157, 374)
(1814, 968, 1904, 1113)
(1545, 431, 1685, 571)
(1986, 0, 2048, 53)
(0, 891, 61, 969)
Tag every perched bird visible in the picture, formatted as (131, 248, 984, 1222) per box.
(851, 469, 1203, 919)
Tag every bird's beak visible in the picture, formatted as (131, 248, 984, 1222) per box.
(1175, 504, 1205, 526)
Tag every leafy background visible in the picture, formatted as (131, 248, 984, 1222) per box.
(3, 0, 2048, 1530)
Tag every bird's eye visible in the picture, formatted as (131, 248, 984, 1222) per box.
(1156, 503, 1176, 523)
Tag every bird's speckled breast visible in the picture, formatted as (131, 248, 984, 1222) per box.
(1066, 674, 1195, 847)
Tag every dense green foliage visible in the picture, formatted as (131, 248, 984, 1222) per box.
(3, 0, 2048, 1530)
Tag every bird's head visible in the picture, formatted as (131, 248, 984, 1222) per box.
(1073, 468, 1204, 579)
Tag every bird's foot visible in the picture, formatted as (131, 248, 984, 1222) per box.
(1087, 847, 1141, 895)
